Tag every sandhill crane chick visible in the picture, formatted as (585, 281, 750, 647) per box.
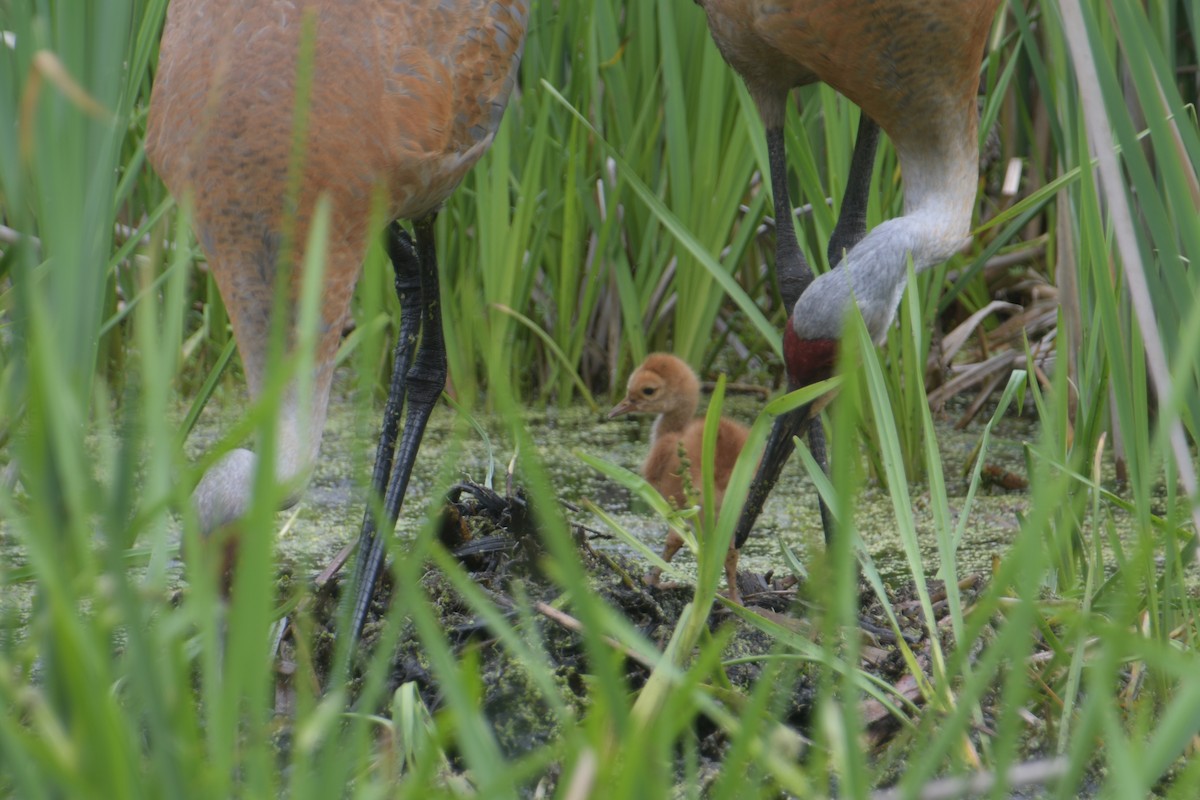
(609, 354, 749, 603)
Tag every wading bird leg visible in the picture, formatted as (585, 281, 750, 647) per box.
(643, 529, 686, 589)
(826, 115, 880, 269)
(723, 545, 742, 606)
(739, 115, 880, 549)
(807, 115, 879, 546)
(354, 223, 422, 564)
(766, 125, 814, 312)
(349, 215, 447, 644)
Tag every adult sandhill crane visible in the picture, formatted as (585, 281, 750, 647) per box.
(146, 0, 529, 642)
(609, 354, 750, 603)
(690, 0, 1002, 548)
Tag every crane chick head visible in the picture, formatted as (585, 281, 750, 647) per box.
(608, 353, 700, 419)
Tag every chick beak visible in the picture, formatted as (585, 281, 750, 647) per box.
(608, 398, 635, 419)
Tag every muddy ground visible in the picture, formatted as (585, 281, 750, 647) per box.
(277, 478, 985, 795)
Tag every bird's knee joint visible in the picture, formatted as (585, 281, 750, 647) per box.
(405, 365, 447, 405)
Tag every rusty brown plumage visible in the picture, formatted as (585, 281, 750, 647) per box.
(694, 1, 1004, 549)
(148, 0, 526, 395)
(699, 1, 997, 127)
(147, 0, 529, 631)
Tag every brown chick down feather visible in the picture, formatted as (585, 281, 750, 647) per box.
(609, 353, 750, 604)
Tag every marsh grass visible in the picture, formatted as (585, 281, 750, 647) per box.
(2, 0, 1200, 796)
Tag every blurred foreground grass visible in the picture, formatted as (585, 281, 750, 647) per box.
(1, 0, 1199, 796)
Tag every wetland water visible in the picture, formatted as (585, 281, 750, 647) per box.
(183, 370, 1036, 587)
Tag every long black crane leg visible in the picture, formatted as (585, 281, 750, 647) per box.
(737, 116, 880, 549)
(827, 115, 880, 268)
(349, 215, 447, 644)
(346, 224, 421, 644)
(766, 125, 814, 313)
(809, 114, 879, 545)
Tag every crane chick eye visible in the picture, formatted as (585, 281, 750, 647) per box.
(642, 387, 655, 396)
